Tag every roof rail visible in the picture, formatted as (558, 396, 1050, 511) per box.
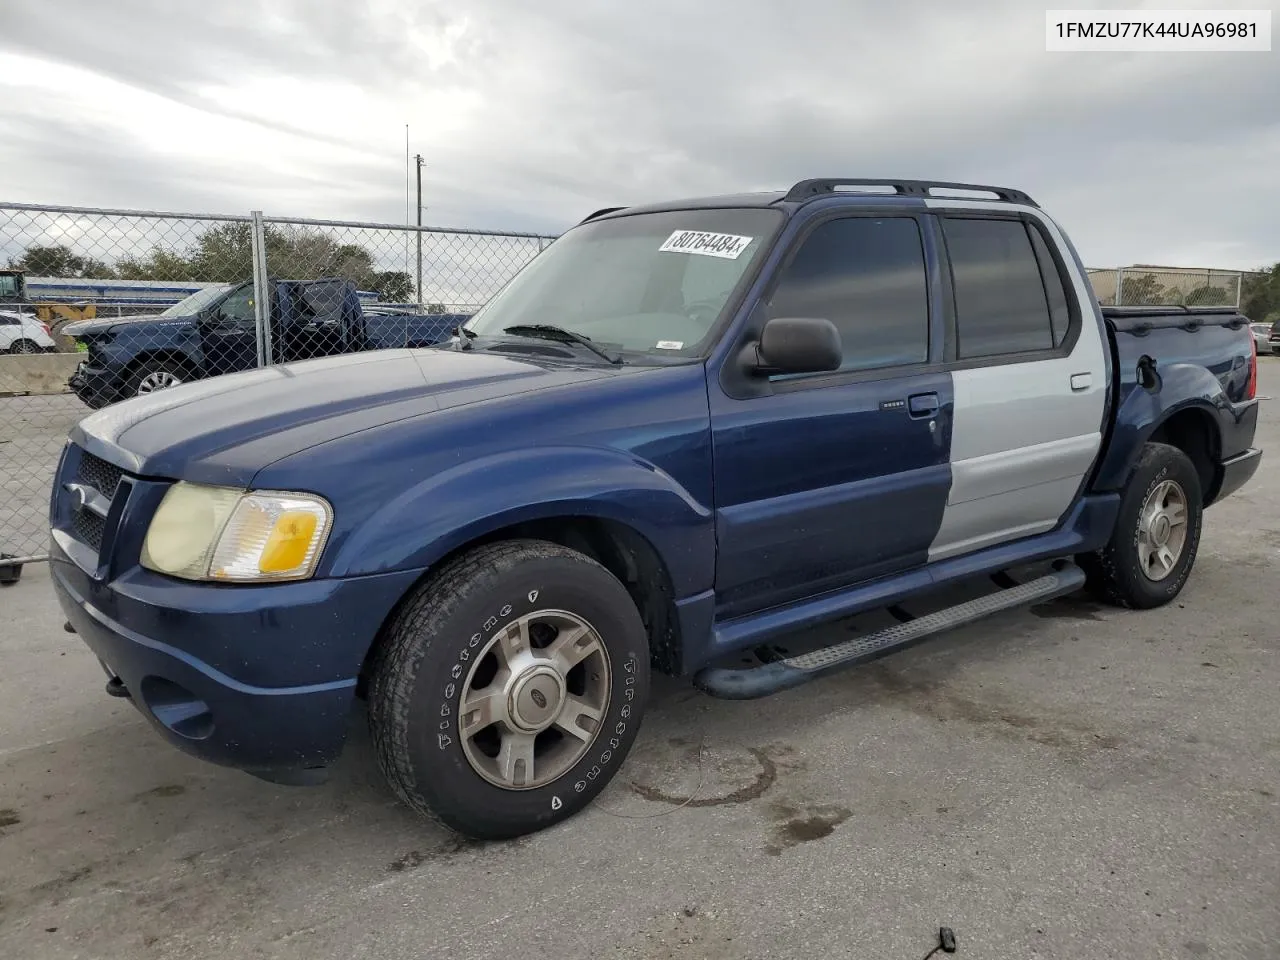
(782, 179, 1037, 207)
(577, 206, 627, 225)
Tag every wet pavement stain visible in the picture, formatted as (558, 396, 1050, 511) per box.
(627, 747, 778, 807)
(0, 808, 19, 831)
(1030, 595, 1105, 621)
(387, 850, 428, 872)
(386, 834, 521, 872)
(135, 785, 186, 800)
(765, 802, 852, 855)
(861, 664, 1122, 761)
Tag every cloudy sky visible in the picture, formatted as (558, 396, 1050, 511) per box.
(0, 0, 1275, 269)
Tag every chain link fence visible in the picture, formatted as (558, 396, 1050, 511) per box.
(1, 201, 556, 563)
(1085, 266, 1263, 308)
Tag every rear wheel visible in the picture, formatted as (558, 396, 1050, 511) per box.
(8, 338, 41, 354)
(1080, 442, 1203, 609)
(368, 539, 651, 840)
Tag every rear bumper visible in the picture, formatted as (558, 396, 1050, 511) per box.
(1211, 447, 1261, 506)
(50, 540, 422, 776)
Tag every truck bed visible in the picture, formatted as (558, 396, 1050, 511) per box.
(1096, 303, 1257, 502)
(1104, 304, 1253, 405)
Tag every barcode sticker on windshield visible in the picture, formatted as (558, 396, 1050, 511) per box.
(659, 230, 754, 259)
(656, 340, 684, 350)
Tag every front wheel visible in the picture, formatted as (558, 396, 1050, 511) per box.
(1080, 442, 1203, 609)
(368, 540, 651, 840)
(126, 359, 188, 397)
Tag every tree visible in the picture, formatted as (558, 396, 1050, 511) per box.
(8, 244, 114, 279)
(1118, 272, 1166, 305)
(368, 272, 414, 302)
(1182, 284, 1230, 307)
(115, 248, 203, 282)
(1242, 263, 1280, 322)
(46, 223, 420, 302)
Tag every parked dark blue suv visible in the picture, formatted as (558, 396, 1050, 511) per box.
(64, 277, 464, 407)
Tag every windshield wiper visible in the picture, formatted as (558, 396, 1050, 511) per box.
(501, 324, 622, 365)
(453, 324, 477, 349)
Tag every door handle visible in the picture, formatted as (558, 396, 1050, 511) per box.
(1070, 372, 1093, 391)
(907, 392, 939, 419)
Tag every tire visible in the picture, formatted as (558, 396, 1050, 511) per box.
(8, 339, 41, 354)
(0, 554, 22, 586)
(368, 539, 651, 840)
(1080, 442, 1203, 609)
(125, 359, 189, 397)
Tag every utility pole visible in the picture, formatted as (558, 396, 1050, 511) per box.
(415, 153, 425, 312)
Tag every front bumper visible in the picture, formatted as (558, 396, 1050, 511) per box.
(68, 360, 123, 407)
(50, 536, 423, 776)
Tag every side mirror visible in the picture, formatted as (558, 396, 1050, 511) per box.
(754, 316, 842, 375)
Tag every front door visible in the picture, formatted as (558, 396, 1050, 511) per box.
(199, 284, 259, 377)
(710, 213, 952, 619)
(925, 210, 1108, 561)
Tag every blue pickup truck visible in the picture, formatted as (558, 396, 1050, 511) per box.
(50, 179, 1261, 840)
(62, 277, 465, 407)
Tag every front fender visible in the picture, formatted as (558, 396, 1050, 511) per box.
(1092, 360, 1232, 493)
(326, 445, 715, 597)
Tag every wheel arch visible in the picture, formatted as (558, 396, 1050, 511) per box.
(1092, 360, 1229, 504)
(122, 348, 202, 387)
(357, 514, 685, 700)
(1146, 407, 1219, 503)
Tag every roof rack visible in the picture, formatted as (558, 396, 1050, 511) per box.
(782, 179, 1037, 207)
(577, 206, 627, 225)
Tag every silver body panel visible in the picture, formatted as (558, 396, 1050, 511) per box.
(924, 200, 1108, 562)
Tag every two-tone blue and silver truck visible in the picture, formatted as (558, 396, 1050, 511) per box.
(49, 178, 1261, 839)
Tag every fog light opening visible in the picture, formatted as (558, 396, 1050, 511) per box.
(139, 676, 215, 740)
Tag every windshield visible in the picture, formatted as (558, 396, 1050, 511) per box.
(159, 283, 234, 317)
(463, 208, 782, 358)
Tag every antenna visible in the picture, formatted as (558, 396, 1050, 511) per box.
(405, 124, 411, 296)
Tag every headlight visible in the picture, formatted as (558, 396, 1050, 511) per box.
(140, 481, 333, 583)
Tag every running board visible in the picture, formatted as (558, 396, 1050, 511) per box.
(692, 564, 1087, 700)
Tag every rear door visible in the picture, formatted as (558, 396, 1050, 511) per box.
(284, 280, 354, 361)
(925, 208, 1108, 561)
(710, 211, 953, 618)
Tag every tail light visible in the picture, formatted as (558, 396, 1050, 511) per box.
(1247, 329, 1258, 401)
(39, 321, 51, 335)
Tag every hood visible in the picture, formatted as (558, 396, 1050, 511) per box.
(71, 347, 621, 485)
(62, 313, 189, 338)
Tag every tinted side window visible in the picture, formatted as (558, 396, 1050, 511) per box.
(768, 217, 928, 373)
(942, 217, 1054, 359)
(1027, 224, 1071, 346)
(300, 281, 347, 325)
(218, 287, 256, 325)
(0, 315, 18, 326)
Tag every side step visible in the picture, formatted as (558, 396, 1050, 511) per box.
(693, 563, 1086, 700)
